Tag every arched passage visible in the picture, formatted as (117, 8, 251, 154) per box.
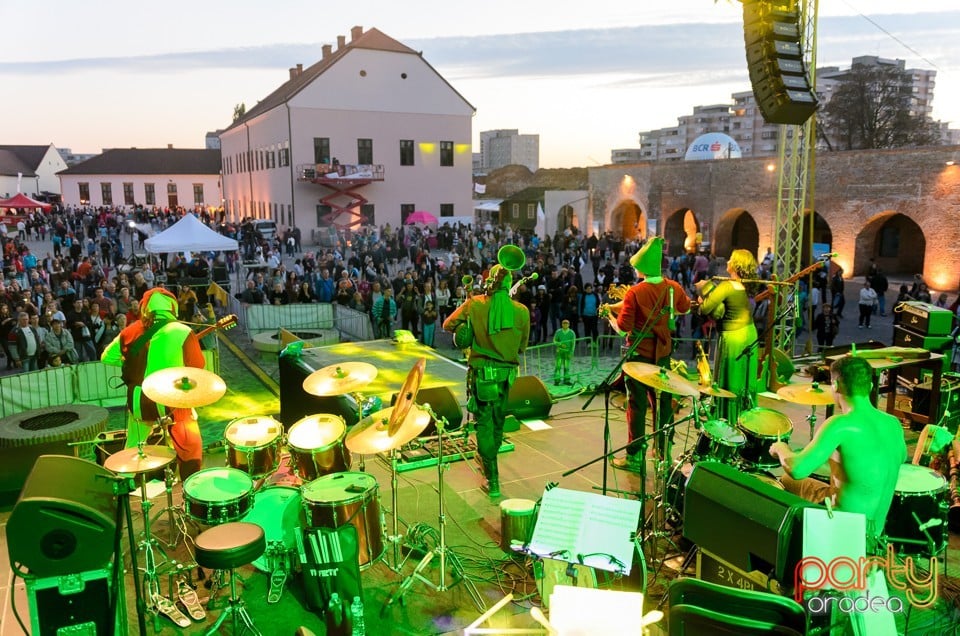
(855, 212, 925, 276)
(713, 208, 759, 258)
(557, 205, 578, 232)
(609, 200, 645, 241)
(663, 208, 700, 256)
(800, 211, 833, 267)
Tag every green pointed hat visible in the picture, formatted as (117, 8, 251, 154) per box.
(630, 236, 664, 277)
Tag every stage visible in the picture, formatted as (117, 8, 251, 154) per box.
(1, 335, 959, 635)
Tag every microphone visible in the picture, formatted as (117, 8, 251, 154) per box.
(818, 252, 838, 259)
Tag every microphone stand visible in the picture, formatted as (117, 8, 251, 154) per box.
(581, 284, 669, 496)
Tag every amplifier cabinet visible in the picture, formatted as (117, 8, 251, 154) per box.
(912, 374, 960, 424)
(893, 326, 953, 353)
(895, 301, 955, 337)
(25, 568, 122, 636)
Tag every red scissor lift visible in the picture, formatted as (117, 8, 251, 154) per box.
(297, 163, 385, 230)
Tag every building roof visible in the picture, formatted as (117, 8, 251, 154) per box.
(225, 27, 473, 133)
(57, 148, 221, 176)
(0, 145, 49, 177)
(502, 187, 548, 203)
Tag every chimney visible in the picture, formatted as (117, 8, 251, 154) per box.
(351, 26, 363, 42)
(167, 144, 173, 149)
(289, 67, 297, 80)
(322, 44, 332, 59)
(337, 35, 346, 49)
(296, 63, 303, 74)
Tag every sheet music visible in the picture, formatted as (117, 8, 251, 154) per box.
(528, 488, 641, 574)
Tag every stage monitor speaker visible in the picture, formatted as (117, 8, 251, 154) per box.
(391, 385, 463, 435)
(506, 375, 552, 420)
(8, 455, 117, 577)
(742, 0, 818, 125)
(279, 350, 361, 429)
(683, 461, 814, 582)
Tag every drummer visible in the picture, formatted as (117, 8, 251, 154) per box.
(769, 356, 906, 552)
(102, 288, 206, 480)
(608, 237, 691, 469)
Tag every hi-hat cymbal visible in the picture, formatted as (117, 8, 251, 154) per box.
(303, 362, 378, 397)
(104, 445, 177, 474)
(699, 384, 736, 399)
(623, 362, 699, 398)
(390, 358, 426, 436)
(346, 405, 431, 455)
(142, 367, 226, 408)
(777, 382, 837, 406)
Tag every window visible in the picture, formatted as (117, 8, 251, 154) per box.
(314, 138, 330, 164)
(101, 183, 112, 206)
(193, 184, 204, 205)
(144, 183, 155, 206)
(440, 141, 454, 167)
(123, 182, 135, 205)
(400, 203, 415, 224)
(316, 204, 333, 226)
(399, 140, 414, 166)
(511, 203, 519, 219)
(440, 203, 454, 217)
(527, 204, 535, 220)
(358, 138, 373, 165)
(167, 183, 177, 196)
(279, 148, 290, 167)
(360, 204, 375, 226)
(78, 182, 90, 203)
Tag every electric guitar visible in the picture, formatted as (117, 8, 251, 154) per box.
(695, 340, 712, 387)
(193, 314, 238, 340)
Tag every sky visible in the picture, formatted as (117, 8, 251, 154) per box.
(1, 1, 958, 168)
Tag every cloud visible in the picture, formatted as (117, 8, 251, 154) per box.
(1, 11, 957, 82)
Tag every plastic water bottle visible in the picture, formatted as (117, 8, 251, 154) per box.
(325, 593, 351, 636)
(350, 596, 366, 636)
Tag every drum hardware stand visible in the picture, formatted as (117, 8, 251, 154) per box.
(149, 465, 198, 551)
(351, 391, 370, 472)
(383, 404, 486, 613)
(383, 446, 408, 573)
(104, 470, 147, 635)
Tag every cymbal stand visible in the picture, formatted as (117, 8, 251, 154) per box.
(149, 465, 197, 552)
(383, 445, 406, 573)
(351, 391, 368, 472)
(382, 404, 486, 614)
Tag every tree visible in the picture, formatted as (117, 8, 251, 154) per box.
(819, 64, 940, 151)
(232, 103, 247, 123)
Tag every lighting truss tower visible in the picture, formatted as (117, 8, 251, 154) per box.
(772, 0, 818, 355)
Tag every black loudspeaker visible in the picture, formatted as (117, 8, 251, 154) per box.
(390, 385, 463, 435)
(8, 455, 117, 577)
(683, 462, 814, 582)
(506, 375, 553, 420)
(913, 374, 960, 424)
(742, 0, 818, 125)
(279, 350, 361, 429)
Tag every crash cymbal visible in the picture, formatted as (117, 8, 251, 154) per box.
(104, 445, 177, 474)
(302, 362, 378, 397)
(345, 405, 431, 455)
(777, 382, 837, 406)
(390, 358, 425, 436)
(699, 384, 736, 399)
(623, 362, 699, 398)
(142, 367, 226, 408)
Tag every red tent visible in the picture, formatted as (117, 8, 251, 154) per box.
(0, 193, 51, 211)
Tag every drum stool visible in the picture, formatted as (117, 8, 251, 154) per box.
(195, 522, 266, 635)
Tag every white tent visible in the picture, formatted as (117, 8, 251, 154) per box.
(144, 214, 238, 254)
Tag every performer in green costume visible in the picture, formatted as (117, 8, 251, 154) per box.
(443, 263, 529, 498)
(553, 319, 575, 385)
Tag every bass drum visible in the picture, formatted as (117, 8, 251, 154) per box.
(242, 486, 302, 572)
(885, 464, 948, 555)
(300, 472, 384, 569)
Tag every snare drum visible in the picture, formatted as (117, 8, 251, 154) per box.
(287, 414, 352, 481)
(225, 415, 283, 478)
(183, 467, 254, 525)
(737, 408, 793, 468)
(301, 472, 384, 569)
(885, 464, 948, 555)
(242, 486, 302, 572)
(694, 419, 746, 464)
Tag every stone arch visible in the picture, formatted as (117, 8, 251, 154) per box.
(713, 208, 759, 258)
(608, 200, 645, 241)
(663, 208, 700, 257)
(557, 205, 578, 232)
(855, 212, 925, 277)
(800, 211, 833, 266)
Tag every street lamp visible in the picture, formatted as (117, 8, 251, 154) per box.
(127, 220, 136, 260)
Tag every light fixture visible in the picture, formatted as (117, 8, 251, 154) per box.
(766, 163, 776, 172)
